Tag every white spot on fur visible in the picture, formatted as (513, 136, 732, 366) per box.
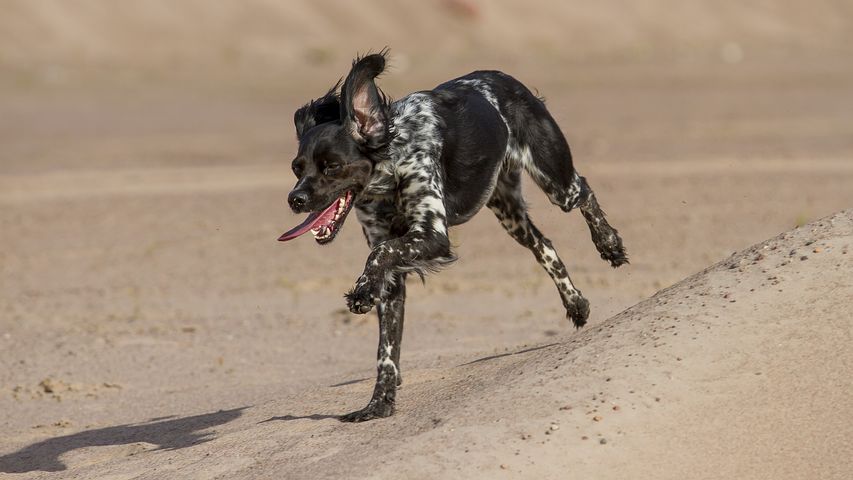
(378, 356, 398, 376)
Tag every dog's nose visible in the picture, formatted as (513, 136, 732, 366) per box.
(288, 191, 308, 211)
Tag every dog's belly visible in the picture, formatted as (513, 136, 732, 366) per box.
(444, 157, 504, 226)
(437, 95, 508, 226)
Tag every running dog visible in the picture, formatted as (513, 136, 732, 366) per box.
(279, 51, 628, 422)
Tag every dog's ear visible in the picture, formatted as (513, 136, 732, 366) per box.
(341, 50, 391, 148)
(294, 80, 342, 141)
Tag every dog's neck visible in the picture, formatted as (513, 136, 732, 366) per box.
(360, 158, 397, 199)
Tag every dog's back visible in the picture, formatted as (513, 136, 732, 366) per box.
(382, 69, 629, 328)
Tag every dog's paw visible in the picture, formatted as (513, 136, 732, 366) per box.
(594, 231, 629, 268)
(345, 277, 379, 314)
(339, 400, 395, 423)
(565, 295, 590, 329)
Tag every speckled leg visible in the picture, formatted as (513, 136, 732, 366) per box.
(575, 175, 629, 268)
(339, 272, 406, 422)
(487, 167, 590, 328)
(536, 171, 628, 268)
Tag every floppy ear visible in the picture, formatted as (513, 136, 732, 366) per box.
(341, 51, 391, 148)
(294, 80, 342, 141)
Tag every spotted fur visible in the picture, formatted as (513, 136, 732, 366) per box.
(287, 52, 627, 422)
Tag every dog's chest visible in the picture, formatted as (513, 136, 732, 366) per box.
(355, 91, 458, 244)
(356, 156, 440, 241)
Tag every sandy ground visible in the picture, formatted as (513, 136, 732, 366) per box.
(2, 2, 853, 479)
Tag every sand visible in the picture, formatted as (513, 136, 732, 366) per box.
(1, 2, 853, 479)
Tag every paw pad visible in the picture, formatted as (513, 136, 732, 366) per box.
(345, 282, 377, 314)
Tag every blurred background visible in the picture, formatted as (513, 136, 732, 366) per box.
(1, 0, 853, 437)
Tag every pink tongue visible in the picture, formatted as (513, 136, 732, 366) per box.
(278, 198, 340, 242)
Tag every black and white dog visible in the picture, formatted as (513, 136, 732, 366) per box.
(279, 51, 627, 422)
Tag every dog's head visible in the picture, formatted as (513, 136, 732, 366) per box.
(280, 52, 392, 245)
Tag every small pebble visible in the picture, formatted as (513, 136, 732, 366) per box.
(500, 464, 508, 470)
(599, 438, 608, 445)
(592, 415, 603, 422)
(612, 405, 620, 411)
(581, 435, 589, 440)
(550, 424, 560, 431)
(800, 255, 808, 261)
(559, 405, 572, 411)
(813, 247, 822, 253)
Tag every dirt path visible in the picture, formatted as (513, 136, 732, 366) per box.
(2, 206, 850, 478)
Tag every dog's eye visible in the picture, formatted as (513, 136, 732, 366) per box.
(292, 162, 304, 178)
(323, 163, 342, 176)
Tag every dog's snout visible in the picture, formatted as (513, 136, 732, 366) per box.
(288, 190, 309, 211)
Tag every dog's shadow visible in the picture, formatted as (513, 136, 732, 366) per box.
(259, 414, 339, 423)
(0, 407, 246, 473)
(459, 343, 559, 366)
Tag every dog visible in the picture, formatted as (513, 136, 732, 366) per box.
(279, 50, 628, 422)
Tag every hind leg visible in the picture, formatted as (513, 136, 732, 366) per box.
(575, 175, 628, 267)
(500, 99, 628, 268)
(533, 169, 628, 268)
(487, 167, 590, 327)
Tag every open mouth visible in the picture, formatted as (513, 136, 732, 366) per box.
(278, 191, 354, 244)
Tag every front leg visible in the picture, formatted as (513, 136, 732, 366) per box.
(345, 157, 455, 317)
(346, 193, 454, 315)
(343, 157, 454, 420)
(345, 227, 454, 314)
(340, 272, 406, 422)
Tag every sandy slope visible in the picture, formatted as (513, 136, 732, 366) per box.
(2, 211, 850, 479)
